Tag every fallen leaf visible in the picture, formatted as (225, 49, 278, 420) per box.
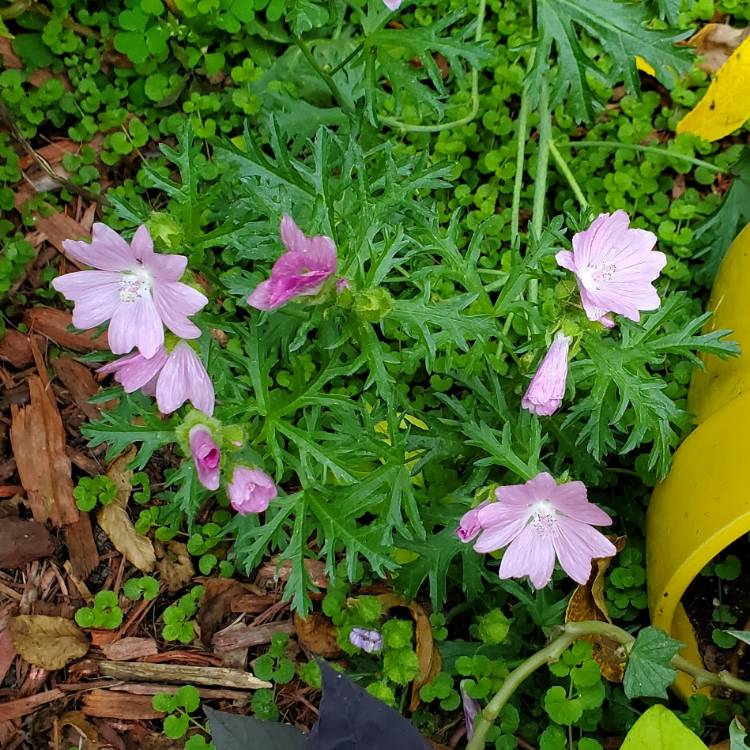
(677, 34, 750, 142)
(689, 23, 750, 74)
(0, 518, 54, 568)
(197, 578, 249, 648)
(106, 448, 136, 507)
(98, 504, 155, 573)
(24, 307, 108, 352)
(156, 541, 194, 592)
(59, 711, 104, 750)
(709, 742, 729, 750)
(293, 612, 341, 658)
(9, 615, 89, 670)
(0, 330, 33, 369)
(10, 375, 79, 527)
(377, 593, 441, 711)
(566, 536, 627, 682)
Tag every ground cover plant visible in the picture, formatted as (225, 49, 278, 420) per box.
(4, 0, 750, 748)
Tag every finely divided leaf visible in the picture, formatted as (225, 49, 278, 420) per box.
(623, 626, 683, 699)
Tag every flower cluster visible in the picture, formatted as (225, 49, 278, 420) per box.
(521, 210, 666, 419)
(461, 211, 666, 589)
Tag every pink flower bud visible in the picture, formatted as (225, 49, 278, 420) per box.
(227, 466, 277, 514)
(521, 332, 572, 417)
(189, 425, 221, 491)
(457, 501, 489, 543)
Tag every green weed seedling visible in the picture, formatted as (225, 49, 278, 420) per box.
(162, 585, 204, 644)
(122, 575, 159, 602)
(152, 684, 215, 749)
(75, 590, 123, 629)
(73, 475, 117, 512)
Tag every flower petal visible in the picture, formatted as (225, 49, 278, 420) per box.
(153, 281, 207, 339)
(473, 511, 528, 553)
(156, 342, 214, 415)
(107, 293, 164, 357)
(62, 223, 135, 271)
(552, 519, 617, 585)
(499, 525, 556, 589)
(549, 482, 613, 525)
(52, 270, 122, 329)
(98, 347, 168, 393)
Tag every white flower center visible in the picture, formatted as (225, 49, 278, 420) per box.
(580, 262, 617, 290)
(119, 268, 152, 303)
(528, 500, 558, 538)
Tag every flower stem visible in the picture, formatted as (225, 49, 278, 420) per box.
(510, 81, 531, 247)
(380, 0, 487, 133)
(549, 140, 588, 211)
(331, 41, 366, 75)
(293, 35, 355, 115)
(465, 620, 750, 750)
(556, 140, 723, 174)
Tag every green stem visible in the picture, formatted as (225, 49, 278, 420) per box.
(549, 140, 588, 210)
(557, 139, 723, 174)
(331, 41, 366, 75)
(465, 620, 750, 750)
(293, 35, 354, 115)
(510, 82, 531, 247)
(380, 0, 486, 133)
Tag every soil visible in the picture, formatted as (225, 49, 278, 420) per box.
(682, 534, 750, 684)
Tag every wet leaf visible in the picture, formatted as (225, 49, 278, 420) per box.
(98, 503, 156, 573)
(565, 536, 627, 682)
(677, 34, 750, 141)
(9, 615, 89, 670)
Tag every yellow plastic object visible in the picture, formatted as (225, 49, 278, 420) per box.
(647, 223, 750, 701)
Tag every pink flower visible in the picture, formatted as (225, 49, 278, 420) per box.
(521, 332, 571, 417)
(247, 215, 337, 311)
(457, 501, 489, 543)
(349, 627, 383, 654)
(52, 223, 207, 357)
(472, 472, 616, 589)
(556, 211, 666, 328)
(189, 425, 221, 491)
(383, 0, 403, 9)
(227, 466, 277, 514)
(97, 340, 214, 416)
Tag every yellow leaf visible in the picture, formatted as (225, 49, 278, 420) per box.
(98, 503, 156, 572)
(677, 34, 750, 142)
(636, 56, 656, 76)
(9, 615, 89, 670)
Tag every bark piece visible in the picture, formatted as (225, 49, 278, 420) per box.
(81, 691, 162, 720)
(10, 375, 78, 527)
(108, 682, 252, 703)
(0, 329, 33, 369)
(34, 212, 89, 258)
(0, 518, 54, 568)
(98, 660, 271, 690)
(24, 307, 108, 352)
(212, 620, 296, 652)
(229, 593, 280, 614)
(0, 629, 16, 683)
(0, 689, 65, 721)
(101, 637, 159, 662)
(65, 513, 100, 580)
(52, 356, 103, 420)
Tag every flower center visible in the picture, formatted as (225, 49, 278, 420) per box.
(200, 447, 220, 469)
(580, 262, 617, 289)
(528, 500, 558, 538)
(118, 268, 152, 303)
(245, 482, 257, 499)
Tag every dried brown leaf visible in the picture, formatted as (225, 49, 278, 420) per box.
(565, 536, 627, 682)
(196, 578, 249, 648)
(0, 518, 54, 568)
(689, 23, 750, 73)
(293, 611, 342, 658)
(10, 375, 78, 527)
(9, 615, 89, 670)
(106, 448, 136, 507)
(98, 504, 155, 573)
(59, 711, 104, 750)
(156, 541, 195, 593)
(0, 330, 33, 369)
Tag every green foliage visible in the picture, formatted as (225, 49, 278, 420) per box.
(253, 633, 295, 686)
(162, 585, 204, 643)
(623, 626, 682, 700)
(74, 590, 123, 629)
(123, 575, 159, 601)
(73, 475, 117, 512)
(153, 685, 215, 747)
(620, 704, 708, 750)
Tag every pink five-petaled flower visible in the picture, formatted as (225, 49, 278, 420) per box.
(556, 210, 667, 329)
(227, 466, 277, 514)
(466, 472, 616, 589)
(247, 215, 337, 311)
(97, 340, 214, 416)
(521, 332, 572, 417)
(52, 223, 207, 357)
(189, 425, 221, 491)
